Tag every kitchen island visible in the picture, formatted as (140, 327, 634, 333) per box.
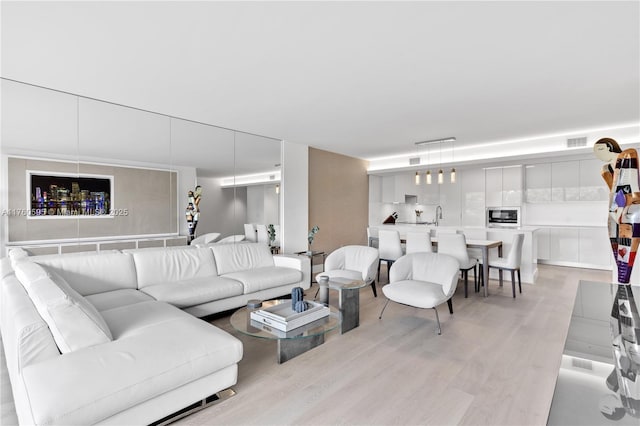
(368, 224, 539, 284)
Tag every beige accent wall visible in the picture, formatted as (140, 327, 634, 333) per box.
(308, 148, 369, 255)
(8, 157, 177, 242)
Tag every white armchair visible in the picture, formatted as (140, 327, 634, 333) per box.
(316, 245, 379, 297)
(190, 232, 221, 246)
(379, 252, 460, 334)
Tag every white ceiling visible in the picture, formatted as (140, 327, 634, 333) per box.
(1, 1, 639, 163)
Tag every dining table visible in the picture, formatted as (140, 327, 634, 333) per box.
(370, 235, 503, 297)
(430, 237, 503, 297)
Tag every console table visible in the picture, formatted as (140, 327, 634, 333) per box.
(548, 281, 640, 424)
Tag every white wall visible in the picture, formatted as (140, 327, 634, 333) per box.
(246, 184, 280, 226)
(281, 141, 308, 253)
(195, 176, 247, 239)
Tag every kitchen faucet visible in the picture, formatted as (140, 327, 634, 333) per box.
(435, 205, 443, 227)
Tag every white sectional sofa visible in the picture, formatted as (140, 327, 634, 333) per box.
(1, 243, 310, 425)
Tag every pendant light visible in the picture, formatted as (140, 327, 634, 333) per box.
(426, 170, 432, 185)
(415, 171, 420, 185)
(450, 139, 456, 183)
(438, 141, 444, 184)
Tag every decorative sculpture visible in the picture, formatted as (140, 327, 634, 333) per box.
(594, 138, 640, 420)
(185, 185, 202, 244)
(291, 287, 307, 313)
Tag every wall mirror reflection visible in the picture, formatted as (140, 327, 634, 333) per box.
(0, 79, 282, 254)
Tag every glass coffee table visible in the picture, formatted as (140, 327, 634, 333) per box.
(230, 299, 341, 364)
(322, 277, 368, 334)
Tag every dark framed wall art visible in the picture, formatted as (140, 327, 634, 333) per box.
(27, 171, 114, 218)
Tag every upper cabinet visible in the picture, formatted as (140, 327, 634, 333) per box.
(485, 166, 522, 207)
(552, 160, 580, 202)
(525, 163, 551, 203)
(461, 167, 485, 226)
(381, 174, 421, 204)
(579, 158, 609, 201)
(502, 166, 523, 206)
(526, 159, 608, 203)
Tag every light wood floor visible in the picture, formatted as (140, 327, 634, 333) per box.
(178, 264, 611, 426)
(0, 264, 612, 426)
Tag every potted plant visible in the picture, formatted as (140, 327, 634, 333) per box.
(267, 224, 276, 246)
(307, 225, 319, 254)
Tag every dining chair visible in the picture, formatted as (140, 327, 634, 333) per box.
(405, 232, 433, 254)
(255, 224, 269, 245)
(244, 224, 257, 242)
(479, 233, 525, 298)
(379, 252, 460, 335)
(436, 233, 477, 298)
(377, 229, 404, 282)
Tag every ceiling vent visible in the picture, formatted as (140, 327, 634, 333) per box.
(269, 175, 276, 180)
(567, 137, 587, 148)
(409, 157, 421, 165)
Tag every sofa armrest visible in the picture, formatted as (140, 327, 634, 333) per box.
(274, 254, 311, 288)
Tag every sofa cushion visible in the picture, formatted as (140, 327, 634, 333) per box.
(126, 247, 218, 289)
(316, 269, 362, 283)
(381, 280, 446, 309)
(224, 266, 303, 294)
(14, 262, 113, 353)
(86, 289, 155, 312)
(140, 276, 244, 309)
(210, 242, 274, 275)
(21, 302, 243, 426)
(28, 251, 138, 296)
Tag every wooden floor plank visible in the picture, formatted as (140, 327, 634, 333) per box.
(0, 264, 613, 426)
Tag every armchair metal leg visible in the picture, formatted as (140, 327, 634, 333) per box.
(511, 270, 516, 298)
(378, 299, 390, 319)
(370, 280, 377, 297)
(447, 299, 453, 314)
(433, 307, 442, 335)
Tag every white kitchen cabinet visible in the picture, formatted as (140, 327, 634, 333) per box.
(579, 158, 609, 201)
(485, 166, 522, 207)
(502, 165, 522, 206)
(552, 161, 580, 202)
(549, 227, 580, 263)
(525, 163, 552, 203)
(578, 227, 612, 268)
(381, 175, 396, 203)
(461, 167, 486, 227)
(536, 228, 550, 260)
(395, 173, 417, 203)
(485, 168, 502, 207)
(439, 177, 461, 226)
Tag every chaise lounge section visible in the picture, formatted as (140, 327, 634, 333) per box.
(1, 243, 310, 425)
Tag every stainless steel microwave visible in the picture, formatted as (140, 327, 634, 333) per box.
(487, 207, 520, 228)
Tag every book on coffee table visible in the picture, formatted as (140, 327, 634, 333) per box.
(250, 301, 330, 332)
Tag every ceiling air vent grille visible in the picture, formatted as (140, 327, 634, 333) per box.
(567, 137, 587, 148)
(409, 157, 421, 166)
